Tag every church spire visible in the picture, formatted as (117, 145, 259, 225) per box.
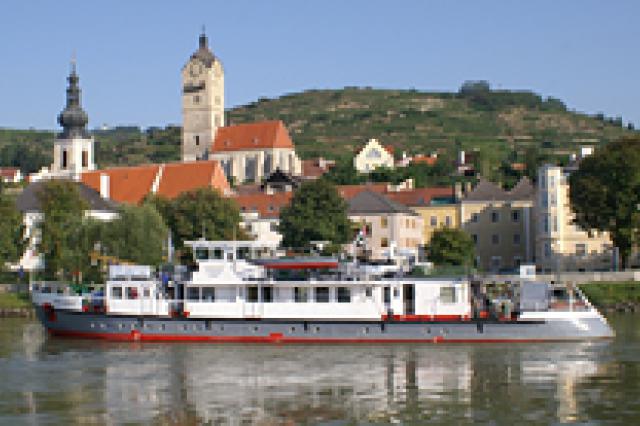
(199, 25, 208, 49)
(57, 57, 89, 139)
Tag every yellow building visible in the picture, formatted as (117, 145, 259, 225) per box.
(536, 165, 612, 272)
(460, 178, 535, 272)
(411, 204, 460, 244)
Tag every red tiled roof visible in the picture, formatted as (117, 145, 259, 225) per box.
(82, 164, 160, 204)
(385, 187, 454, 207)
(212, 120, 293, 152)
(410, 155, 437, 166)
(0, 167, 19, 179)
(231, 192, 293, 219)
(301, 158, 335, 179)
(337, 183, 388, 200)
(157, 161, 228, 199)
(384, 145, 395, 156)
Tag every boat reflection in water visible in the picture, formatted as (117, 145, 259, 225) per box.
(32, 340, 601, 424)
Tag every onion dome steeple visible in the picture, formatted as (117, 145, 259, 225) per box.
(57, 59, 89, 139)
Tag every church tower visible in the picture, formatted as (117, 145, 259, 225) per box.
(52, 61, 95, 178)
(182, 30, 225, 162)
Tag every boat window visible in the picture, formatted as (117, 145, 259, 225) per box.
(111, 286, 122, 299)
(202, 287, 215, 302)
(213, 248, 223, 259)
(143, 288, 151, 298)
(315, 287, 330, 303)
(294, 287, 309, 303)
(238, 247, 249, 259)
(126, 287, 138, 300)
(42, 286, 52, 294)
(262, 286, 273, 303)
(247, 286, 259, 302)
(337, 287, 351, 303)
(195, 248, 209, 260)
(393, 288, 400, 298)
(440, 286, 456, 304)
(187, 287, 200, 302)
(365, 287, 373, 298)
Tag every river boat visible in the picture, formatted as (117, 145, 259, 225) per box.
(31, 240, 614, 343)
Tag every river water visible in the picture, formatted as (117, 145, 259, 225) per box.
(0, 314, 638, 425)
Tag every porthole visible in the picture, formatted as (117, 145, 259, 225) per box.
(182, 324, 188, 331)
(426, 327, 431, 334)
(220, 325, 225, 331)
(441, 328, 448, 335)
(253, 326, 259, 332)
(290, 326, 296, 333)
(100, 323, 106, 329)
(363, 327, 370, 335)
(118, 323, 125, 330)
(160, 324, 166, 331)
(314, 326, 320, 333)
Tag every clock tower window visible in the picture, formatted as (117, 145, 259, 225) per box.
(62, 150, 68, 169)
(194, 95, 200, 104)
(195, 135, 200, 146)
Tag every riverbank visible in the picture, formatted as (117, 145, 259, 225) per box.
(0, 293, 34, 318)
(579, 282, 640, 313)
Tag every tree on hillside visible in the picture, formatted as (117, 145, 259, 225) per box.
(569, 136, 640, 268)
(279, 180, 352, 250)
(0, 191, 25, 271)
(427, 228, 475, 267)
(162, 189, 246, 249)
(99, 203, 169, 266)
(37, 181, 89, 281)
(321, 158, 365, 185)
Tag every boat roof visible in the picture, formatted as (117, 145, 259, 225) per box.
(184, 240, 279, 250)
(254, 257, 339, 270)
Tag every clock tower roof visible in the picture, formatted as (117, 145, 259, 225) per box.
(189, 30, 218, 68)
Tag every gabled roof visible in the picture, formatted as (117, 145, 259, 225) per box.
(82, 165, 160, 205)
(348, 190, 415, 215)
(231, 192, 293, 219)
(157, 161, 228, 199)
(463, 177, 534, 202)
(0, 167, 20, 179)
(16, 181, 118, 213)
(301, 158, 335, 179)
(212, 120, 294, 152)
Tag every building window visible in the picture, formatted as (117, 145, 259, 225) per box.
(61, 149, 68, 169)
(365, 287, 373, 298)
(491, 211, 500, 223)
(551, 215, 558, 232)
(491, 234, 499, 245)
(337, 287, 351, 303)
(576, 244, 587, 256)
(471, 213, 479, 223)
(544, 242, 552, 258)
(315, 287, 330, 303)
(472, 234, 478, 244)
(82, 151, 88, 168)
(381, 217, 388, 228)
(195, 135, 200, 146)
(445, 216, 452, 227)
(513, 234, 521, 245)
(491, 256, 501, 271)
(381, 237, 389, 248)
(193, 95, 200, 104)
(512, 210, 520, 222)
(430, 216, 437, 226)
(294, 287, 308, 303)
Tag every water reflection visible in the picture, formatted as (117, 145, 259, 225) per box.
(0, 316, 636, 424)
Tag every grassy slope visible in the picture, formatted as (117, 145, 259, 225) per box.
(0, 292, 31, 309)
(2, 87, 637, 172)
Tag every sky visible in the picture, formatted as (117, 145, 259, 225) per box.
(1, 0, 639, 130)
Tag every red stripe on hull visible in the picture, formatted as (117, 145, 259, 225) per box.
(48, 328, 605, 344)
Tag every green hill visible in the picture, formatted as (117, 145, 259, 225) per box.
(1, 83, 637, 182)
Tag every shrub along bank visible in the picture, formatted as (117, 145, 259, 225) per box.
(579, 282, 640, 312)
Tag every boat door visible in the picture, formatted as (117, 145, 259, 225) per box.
(403, 284, 415, 315)
(383, 286, 391, 315)
(140, 284, 154, 314)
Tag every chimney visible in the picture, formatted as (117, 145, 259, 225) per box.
(99, 173, 110, 199)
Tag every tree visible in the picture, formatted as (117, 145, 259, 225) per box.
(427, 228, 475, 267)
(99, 203, 169, 266)
(279, 179, 352, 250)
(163, 188, 246, 249)
(0, 191, 25, 271)
(37, 181, 89, 280)
(569, 136, 640, 268)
